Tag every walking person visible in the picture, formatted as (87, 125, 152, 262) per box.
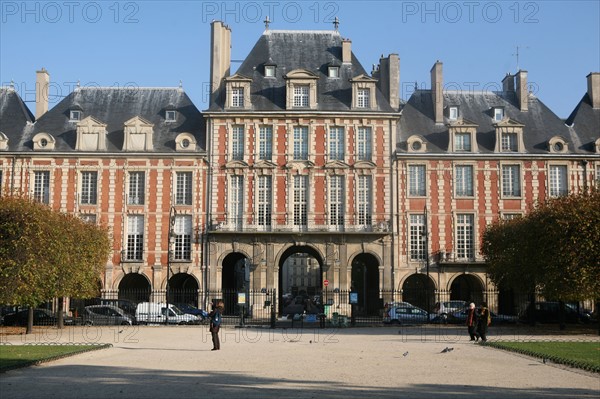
(466, 302, 478, 341)
(476, 302, 490, 342)
(209, 301, 224, 351)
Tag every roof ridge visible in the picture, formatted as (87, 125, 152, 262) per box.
(265, 30, 340, 35)
(75, 87, 182, 91)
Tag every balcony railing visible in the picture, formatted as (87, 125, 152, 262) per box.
(209, 216, 390, 234)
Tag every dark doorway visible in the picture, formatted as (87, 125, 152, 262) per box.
(168, 273, 199, 307)
(402, 274, 435, 312)
(450, 274, 483, 305)
(221, 252, 250, 315)
(118, 273, 150, 303)
(351, 253, 381, 316)
(278, 246, 323, 316)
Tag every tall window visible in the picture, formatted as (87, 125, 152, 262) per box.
(455, 165, 474, 197)
(501, 132, 518, 152)
(257, 175, 272, 227)
(494, 108, 504, 121)
(232, 87, 244, 108)
(549, 165, 568, 197)
(454, 133, 471, 152)
(229, 175, 243, 228)
(80, 171, 98, 205)
(328, 127, 344, 161)
(357, 88, 370, 108)
(173, 215, 192, 261)
(357, 127, 372, 161)
(258, 126, 273, 160)
(293, 126, 308, 160)
(128, 172, 145, 205)
(328, 175, 344, 226)
(449, 107, 458, 120)
(456, 214, 474, 260)
(126, 215, 144, 261)
(176, 171, 193, 205)
(293, 85, 309, 107)
(408, 165, 426, 196)
(409, 214, 425, 261)
(231, 125, 244, 161)
(33, 171, 50, 204)
(293, 175, 308, 226)
(502, 165, 521, 197)
(357, 175, 372, 226)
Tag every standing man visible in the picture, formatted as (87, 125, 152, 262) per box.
(466, 302, 478, 341)
(476, 302, 490, 343)
(209, 301, 224, 351)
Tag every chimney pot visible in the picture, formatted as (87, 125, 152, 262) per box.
(35, 68, 50, 119)
(516, 70, 528, 111)
(431, 61, 443, 123)
(587, 72, 600, 109)
(342, 39, 352, 64)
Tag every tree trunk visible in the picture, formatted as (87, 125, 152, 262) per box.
(57, 297, 64, 329)
(26, 307, 33, 334)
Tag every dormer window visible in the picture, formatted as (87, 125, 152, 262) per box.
(284, 69, 319, 110)
(225, 74, 252, 110)
(293, 85, 309, 107)
(265, 65, 276, 77)
(357, 88, 370, 108)
(70, 110, 81, 122)
(165, 110, 177, 122)
(493, 107, 504, 121)
(449, 106, 459, 120)
(407, 135, 427, 153)
(350, 74, 378, 110)
(328, 66, 339, 78)
(231, 87, 244, 108)
(548, 136, 568, 153)
(454, 132, 472, 152)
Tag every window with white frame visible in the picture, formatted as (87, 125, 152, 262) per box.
(231, 125, 244, 161)
(69, 110, 81, 122)
(357, 127, 372, 161)
(293, 126, 308, 160)
(33, 171, 50, 204)
(175, 171, 193, 205)
(328, 127, 344, 161)
(232, 87, 244, 108)
(126, 215, 144, 261)
(80, 171, 98, 205)
(329, 175, 345, 226)
(454, 132, 472, 152)
(409, 214, 425, 261)
(257, 175, 272, 227)
(408, 165, 426, 196)
(549, 165, 568, 197)
(456, 214, 474, 260)
(501, 132, 518, 152)
(229, 175, 243, 228)
(258, 126, 272, 160)
(494, 108, 504, 121)
(165, 110, 177, 122)
(357, 88, 370, 108)
(502, 165, 521, 197)
(357, 175, 372, 226)
(455, 165, 474, 197)
(449, 107, 459, 120)
(293, 175, 308, 226)
(173, 215, 192, 261)
(293, 85, 309, 107)
(265, 65, 276, 77)
(328, 66, 339, 78)
(128, 171, 145, 205)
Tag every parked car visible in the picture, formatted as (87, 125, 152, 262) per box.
(2, 308, 73, 326)
(135, 302, 199, 325)
(82, 305, 135, 326)
(384, 303, 429, 324)
(173, 303, 209, 320)
(433, 300, 467, 321)
(446, 308, 518, 324)
(519, 302, 590, 324)
(98, 298, 137, 318)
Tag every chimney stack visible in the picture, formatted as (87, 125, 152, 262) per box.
(587, 72, 600, 109)
(210, 21, 231, 105)
(36, 68, 50, 119)
(342, 39, 352, 64)
(430, 61, 443, 124)
(502, 73, 515, 92)
(376, 54, 400, 110)
(516, 70, 528, 112)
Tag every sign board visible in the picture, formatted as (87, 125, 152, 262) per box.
(349, 292, 358, 304)
(323, 280, 329, 287)
(237, 292, 246, 305)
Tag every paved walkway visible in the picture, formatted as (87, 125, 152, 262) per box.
(1, 325, 598, 399)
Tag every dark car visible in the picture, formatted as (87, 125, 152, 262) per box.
(82, 305, 135, 326)
(98, 299, 137, 318)
(447, 308, 518, 324)
(2, 308, 73, 326)
(174, 303, 209, 320)
(519, 302, 588, 324)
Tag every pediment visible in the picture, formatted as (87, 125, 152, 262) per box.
(225, 160, 249, 169)
(225, 73, 253, 82)
(354, 160, 376, 169)
(493, 118, 525, 128)
(324, 160, 349, 169)
(284, 69, 319, 80)
(124, 116, 154, 129)
(447, 118, 478, 128)
(254, 160, 277, 169)
(285, 160, 315, 170)
(77, 116, 107, 131)
(350, 74, 378, 83)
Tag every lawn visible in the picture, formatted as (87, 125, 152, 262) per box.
(0, 344, 111, 372)
(488, 341, 600, 372)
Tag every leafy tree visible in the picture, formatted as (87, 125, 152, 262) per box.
(0, 196, 110, 332)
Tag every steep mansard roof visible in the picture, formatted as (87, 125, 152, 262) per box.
(565, 93, 600, 148)
(209, 30, 395, 112)
(0, 87, 35, 144)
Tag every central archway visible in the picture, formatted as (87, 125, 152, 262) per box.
(278, 245, 324, 316)
(168, 273, 199, 307)
(118, 273, 150, 303)
(221, 252, 250, 315)
(351, 253, 380, 316)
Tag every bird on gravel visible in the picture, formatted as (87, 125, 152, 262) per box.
(403, 351, 409, 357)
(441, 347, 454, 353)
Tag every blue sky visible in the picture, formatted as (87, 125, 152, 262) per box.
(1, 0, 599, 118)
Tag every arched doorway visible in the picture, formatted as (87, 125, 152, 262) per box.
(221, 252, 250, 315)
(118, 273, 150, 303)
(168, 273, 199, 307)
(450, 274, 484, 305)
(402, 274, 435, 313)
(278, 245, 323, 316)
(351, 253, 380, 316)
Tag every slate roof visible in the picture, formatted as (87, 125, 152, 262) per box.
(398, 89, 597, 154)
(565, 93, 600, 152)
(0, 87, 35, 145)
(209, 30, 395, 112)
(4, 87, 205, 153)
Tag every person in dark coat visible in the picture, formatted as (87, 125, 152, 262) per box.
(209, 301, 224, 350)
(476, 302, 490, 342)
(466, 302, 478, 341)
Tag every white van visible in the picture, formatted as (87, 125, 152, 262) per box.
(135, 302, 199, 325)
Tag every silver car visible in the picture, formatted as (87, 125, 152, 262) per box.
(83, 305, 134, 326)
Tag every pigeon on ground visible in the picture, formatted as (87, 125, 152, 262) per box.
(441, 347, 454, 353)
(403, 351, 409, 357)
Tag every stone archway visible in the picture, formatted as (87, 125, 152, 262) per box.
(168, 273, 199, 307)
(351, 253, 380, 316)
(278, 245, 324, 316)
(118, 273, 151, 303)
(402, 274, 436, 313)
(221, 252, 250, 315)
(449, 274, 484, 305)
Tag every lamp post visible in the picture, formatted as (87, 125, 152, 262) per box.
(423, 206, 431, 322)
(166, 206, 177, 324)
